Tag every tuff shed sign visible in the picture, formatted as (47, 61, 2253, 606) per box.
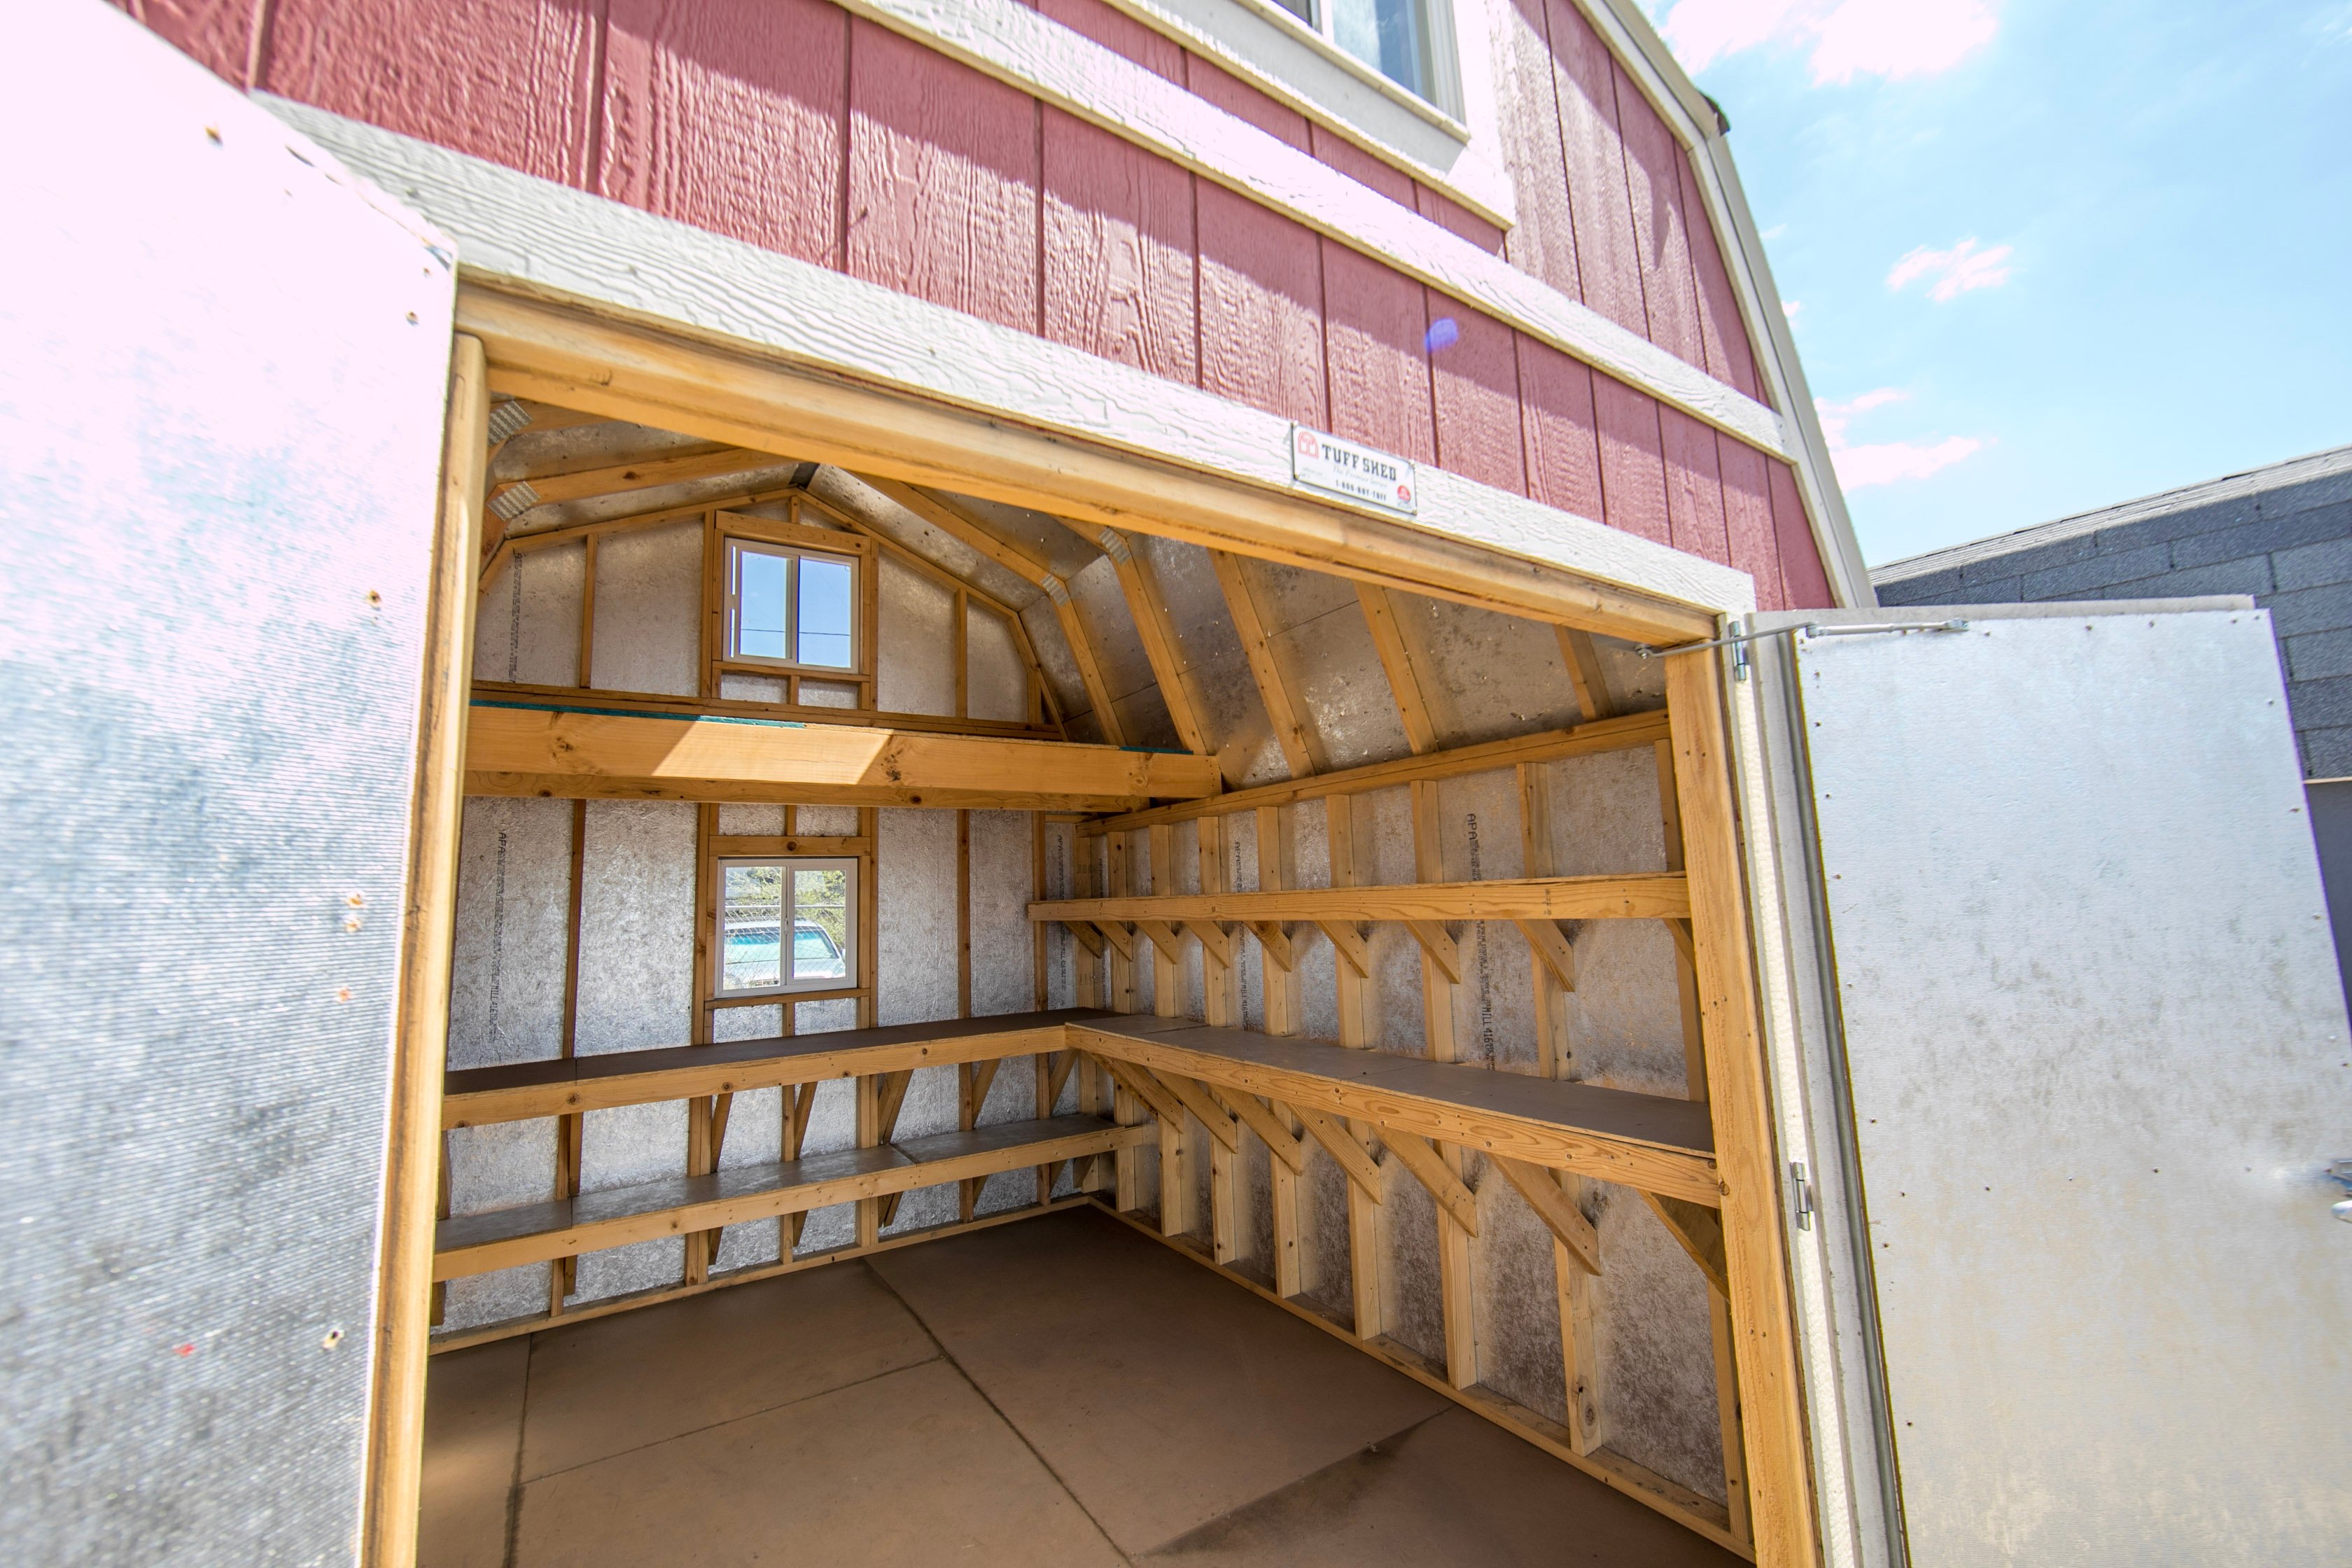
(1289, 425, 1418, 515)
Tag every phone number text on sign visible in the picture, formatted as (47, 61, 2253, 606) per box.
(1289, 425, 1418, 515)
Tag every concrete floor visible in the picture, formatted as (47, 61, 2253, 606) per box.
(421, 1205, 1742, 1567)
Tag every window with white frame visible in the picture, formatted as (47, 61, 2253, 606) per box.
(1271, 0, 1446, 106)
(725, 536, 859, 671)
(717, 858, 856, 995)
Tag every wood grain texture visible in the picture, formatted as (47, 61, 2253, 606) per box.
(1716, 435, 1784, 613)
(1612, 59, 1705, 370)
(1310, 121, 1415, 206)
(1544, 0, 1646, 334)
(1197, 181, 1327, 426)
(261, 0, 602, 187)
(127, 0, 260, 83)
(1182, 50, 1309, 150)
(1042, 106, 1197, 383)
(1488, 0, 1580, 297)
(1037, 0, 1183, 83)
(1518, 334, 1606, 522)
(1768, 457, 1835, 610)
(1323, 241, 1435, 462)
(1676, 152, 1763, 400)
(598, 0, 848, 269)
(1660, 405, 1730, 566)
(1593, 372, 1672, 547)
(848, 17, 1040, 332)
(1413, 181, 1505, 255)
(1430, 300, 1525, 495)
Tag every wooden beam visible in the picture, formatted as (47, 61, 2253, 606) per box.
(1147, 1070, 1242, 1153)
(1032, 874, 1691, 924)
(363, 331, 486, 1568)
(1255, 806, 1302, 1038)
(1494, 1156, 1602, 1276)
(1090, 710, 1670, 833)
(1184, 919, 1236, 969)
(1250, 919, 1296, 974)
(1210, 550, 1317, 776)
(466, 704, 1221, 810)
(1087, 920, 1134, 961)
(1042, 577, 1126, 746)
(1664, 650, 1818, 1568)
(1096, 526, 1212, 756)
(1517, 918, 1579, 992)
(1316, 918, 1373, 978)
(1555, 626, 1615, 722)
(856, 474, 1057, 584)
(489, 445, 785, 514)
(1196, 813, 1240, 1026)
(1289, 1102, 1382, 1198)
(1210, 1087, 1309, 1173)
(1357, 584, 1439, 752)
(1133, 918, 1191, 968)
(471, 680, 1058, 741)
(1378, 1130, 1478, 1237)
(1404, 919, 1462, 985)
(1092, 1054, 1186, 1128)
(1639, 1189, 1730, 1300)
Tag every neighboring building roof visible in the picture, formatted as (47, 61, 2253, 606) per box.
(1873, 442, 2352, 593)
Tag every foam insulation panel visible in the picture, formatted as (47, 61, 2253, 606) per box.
(968, 811, 1037, 1015)
(876, 808, 958, 1025)
(876, 555, 955, 716)
(1594, 1182, 1726, 1503)
(1252, 559, 1413, 768)
(588, 519, 700, 696)
(475, 540, 584, 687)
(965, 606, 1027, 722)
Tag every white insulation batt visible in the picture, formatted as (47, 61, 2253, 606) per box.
(442, 484, 1726, 1508)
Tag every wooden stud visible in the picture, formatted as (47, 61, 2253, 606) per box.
(1553, 1175, 1609, 1456)
(1253, 806, 1301, 1037)
(1656, 739, 1711, 1103)
(489, 446, 785, 516)
(576, 532, 598, 688)
(1196, 815, 1240, 1028)
(1044, 577, 1126, 746)
(1517, 762, 1575, 1082)
(1408, 778, 1478, 1389)
(855, 1072, 881, 1248)
(1148, 823, 1184, 1018)
(1209, 551, 1317, 776)
(1105, 834, 1136, 1014)
(362, 332, 485, 1568)
(1357, 584, 1440, 754)
(1664, 650, 1816, 1568)
(550, 795, 589, 1312)
(1266, 1098, 1308, 1297)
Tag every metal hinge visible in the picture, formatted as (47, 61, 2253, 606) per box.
(1790, 1161, 1815, 1231)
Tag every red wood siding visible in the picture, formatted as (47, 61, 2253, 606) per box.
(132, 0, 1834, 608)
(598, 0, 847, 270)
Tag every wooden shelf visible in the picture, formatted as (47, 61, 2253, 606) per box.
(435, 1113, 1148, 1280)
(1029, 874, 1690, 925)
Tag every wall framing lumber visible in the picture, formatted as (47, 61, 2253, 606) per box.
(363, 331, 486, 1568)
(1091, 710, 1669, 833)
(1031, 874, 1690, 923)
(1210, 552, 1318, 776)
(1663, 651, 1816, 1568)
(1359, 586, 1441, 753)
(464, 704, 1217, 810)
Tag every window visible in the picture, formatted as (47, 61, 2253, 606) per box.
(725, 537, 859, 671)
(717, 858, 856, 995)
(1276, 0, 1440, 104)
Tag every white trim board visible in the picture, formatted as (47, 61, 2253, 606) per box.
(263, 99, 1755, 631)
(830, 0, 1788, 459)
(1574, 0, 1872, 608)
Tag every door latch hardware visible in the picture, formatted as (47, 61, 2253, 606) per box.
(1637, 620, 1969, 681)
(1790, 1162, 1815, 1231)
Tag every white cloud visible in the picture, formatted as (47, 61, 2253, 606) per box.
(1815, 388, 1986, 490)
(1654, 0, 1997, 82)
(1886, 237, 2015, 300)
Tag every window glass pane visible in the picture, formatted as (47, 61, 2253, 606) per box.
(734, 545, 789, 660)
(1269, 0, 1311, 20)
(790, 865, 850, 982)
(797, 554, 855, 668)
(721, 862, 784, 992)
(1329, 0, 1427, 97)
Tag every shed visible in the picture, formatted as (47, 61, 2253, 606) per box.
(4, 4, 2347, 1567)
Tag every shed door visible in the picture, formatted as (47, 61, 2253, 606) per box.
(1789, 608, 2352, 1567)
(0, 6, 456, 1564)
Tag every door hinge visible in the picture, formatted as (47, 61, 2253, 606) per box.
(1790, 1161, 1815, 1231)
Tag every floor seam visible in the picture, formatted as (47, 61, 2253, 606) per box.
(503, 1332, 533, 1568)
(514, 1345, 948, 1487)
(863, 1256, 1139, 1567)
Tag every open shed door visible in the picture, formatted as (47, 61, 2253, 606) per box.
(1756, 606, 2352, 1567)
(0, 5, 459, 1563)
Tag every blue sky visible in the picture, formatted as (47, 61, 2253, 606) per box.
(1638, 0, 2352, 566)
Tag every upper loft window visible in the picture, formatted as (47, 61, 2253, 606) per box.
(1273, 0, 1443, 106)
(726, 537, 858, 671)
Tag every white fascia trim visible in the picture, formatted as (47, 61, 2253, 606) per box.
(262, 99, 1756, 622)
(1100, 0, 1518, 227)
(1572, 0, 1875, 610)
(832, 0, 1790, 461)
